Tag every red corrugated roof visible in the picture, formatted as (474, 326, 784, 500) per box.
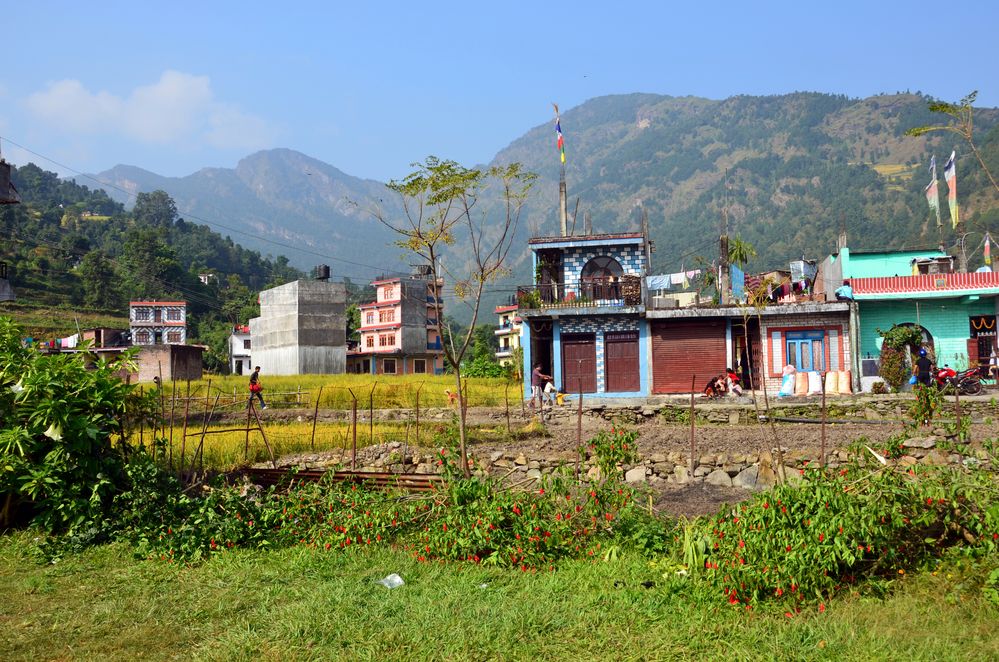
(851, 272, 999, 294)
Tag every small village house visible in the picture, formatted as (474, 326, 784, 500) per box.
(229, 324, 252, 375)
(129, 301, 187, 345)
(347, 270, 445, 375)
(494, 304, 522, 366)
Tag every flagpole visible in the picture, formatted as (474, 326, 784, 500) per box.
(553, 103, 568, 237)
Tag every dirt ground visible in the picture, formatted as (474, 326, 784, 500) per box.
(250, 404, 999, 517)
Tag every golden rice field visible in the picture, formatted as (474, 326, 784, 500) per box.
(150, 374, 522, 410)
(131, 418, 517, 470)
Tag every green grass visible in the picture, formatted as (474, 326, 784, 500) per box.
(1, 532, 995, 661)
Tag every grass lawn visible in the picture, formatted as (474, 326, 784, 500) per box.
(1, 532, 995, 661)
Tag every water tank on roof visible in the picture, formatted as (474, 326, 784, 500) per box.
(314, 264, 331, 281)
(0, 160, 21, 205)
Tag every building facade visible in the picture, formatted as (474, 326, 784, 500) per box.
(249, 279, 347, 375)
(348, 274, 445, 375)
(494, 304, 522, 366)
(229, 325, 252, 375)
(129, 301, 187, 345)
(519, 233, 650, 398)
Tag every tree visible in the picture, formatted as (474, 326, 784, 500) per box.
(906, 91, 999, 195)
(133, 190, 178, 227)
(77, 250, 120, 310)
(728, 236, 757, 268)
(372, 157, 536, 477)
(345, 303, 361, 344)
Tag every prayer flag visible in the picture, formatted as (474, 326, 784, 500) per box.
(925, 155, 942, 228)
(944, 150, 959, 228)
(553, 103, 566, 165)
(986, 233, 992, 266)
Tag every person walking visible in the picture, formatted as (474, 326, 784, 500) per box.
(530, 363, 551, 410)
(249, 366, 267, 410)
(913, 348, 933, 387)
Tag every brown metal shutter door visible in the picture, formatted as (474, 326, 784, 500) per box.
(652, 320, 727, 393)
(562, 334, 597, 393)
(605, 331, 640, 392)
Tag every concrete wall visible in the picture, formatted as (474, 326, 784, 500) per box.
(845, 249, 948, 279)
(857, 297, 995, 370)
(250, 279, 347, 375)
(134, 345, 204, 382)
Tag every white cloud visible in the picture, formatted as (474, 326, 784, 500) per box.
(23, 70, 276, 149)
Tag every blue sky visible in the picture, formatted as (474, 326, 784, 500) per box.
(3, 1, 998, 182)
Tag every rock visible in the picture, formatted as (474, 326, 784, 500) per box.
(586, 465, 602, 481)
(514, 454, 528, 466)
(783, 469, 805, 486)
(527, 460, 540, 470)
(642, 408, 656, 417)
(863, 408, 881, 420)
(899, 455, 918, 466)
(493, 459, 513, 469)
(698, 454, 716, 466)
(722, 463, 743, 477)
(756, 463, 777, 488)
(947, 453, 963, 465)
(673, 465, 691, 484)
(489, 451, 503, 463)
(526, 468, 542, 480)
(729, 453, 746, 465)
(650, 453, 667, 464)
(693, 465, 710, 477)
(415, 463, 431, 474)
(733, 465, 759, 489)
(625, 467, 647, 483)
(920, 450, 948, 466)
(705, 469, 733, 487)
(903, 437, 936, 450)
(652, 462, 672, 476)
(729, 412, 741, 425)
(715, 452, 729, 465)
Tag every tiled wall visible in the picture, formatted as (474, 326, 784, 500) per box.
(562, 245, 646, 291)
(561, 316, 643, 393)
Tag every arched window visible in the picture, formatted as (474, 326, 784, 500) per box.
(581, 256, 623, 281)
(580, 256, 624, 300)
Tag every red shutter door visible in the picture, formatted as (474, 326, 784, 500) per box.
(605, 331, 640, 392)
(651, 320, 727, 393)
(562, 334, 597, 393)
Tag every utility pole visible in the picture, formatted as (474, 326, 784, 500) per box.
(554, 104, 568, 237)
(718, 171, 731, 305)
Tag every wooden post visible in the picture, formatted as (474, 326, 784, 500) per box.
(504, 381, 511, 434)
(157, 361, 164, 441)
(348, 388, 359, 471)
(368, 382, 376, 447)
(576, 375, 583, 481)
(820, 371, 827, 468)
(415, 382, 424, 446)
(179, 380, 192, 473)
(297, 384, 302, 407)
(311, 385, 323, 450)
(689, 374, 697, 477)
(168, 372, 178, 469)
(250, 402, 276, 468)
(138, 385, 144, 452)
(243, 397, 253, 461)
(193, 394, 220, 475)
(955, 382, 962, 422)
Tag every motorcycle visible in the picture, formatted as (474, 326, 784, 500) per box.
(933, 365, 984, 395)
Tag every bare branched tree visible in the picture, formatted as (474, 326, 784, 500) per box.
(371, 157, 536, 477)
(906, 91, 999, 194)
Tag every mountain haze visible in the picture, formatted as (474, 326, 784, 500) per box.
(88, 149, 408, 280)
(84, 92, 999, 320)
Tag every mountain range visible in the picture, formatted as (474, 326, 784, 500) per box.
(85, 91, 999, 318)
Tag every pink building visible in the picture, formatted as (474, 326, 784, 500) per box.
(348, 274, 444, 375)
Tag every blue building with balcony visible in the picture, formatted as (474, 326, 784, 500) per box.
(518, 232, 651, 398)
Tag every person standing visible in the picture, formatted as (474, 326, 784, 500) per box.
(913, 348, 933, 387)
(530, 363, 551, 409)
(249, 366, 267, 410)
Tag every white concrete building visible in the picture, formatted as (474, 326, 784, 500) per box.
(229, 325, 252, 375)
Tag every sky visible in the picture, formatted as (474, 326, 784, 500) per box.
(3, 1, 999, 182)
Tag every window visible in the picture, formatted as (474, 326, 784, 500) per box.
(366, 335, 375, 348)
(166, 308, 182, 321)
(166, 330, 182, 344)
(134, 308, 151, 321)
(383, 285, 395, 300)
(379, 309, 395, 323)
(502, 338, 509, 348)
(154, 309, 163, 323)
(379, 333, 395, 347)
(785, 330, 826, 372)
(365, 312, 375, 325)
(134, 329, 151, 344)
(383, 358, 397, 374)
(580, 256, 624, 299)
(243, 339, 251, 350)
(413, 359, 426, 374)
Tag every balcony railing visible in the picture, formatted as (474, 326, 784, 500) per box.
(516, 277, 643, 310)
(427, 340, 443, 350)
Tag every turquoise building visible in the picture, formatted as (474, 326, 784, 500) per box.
(817, 246, 999, 371)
